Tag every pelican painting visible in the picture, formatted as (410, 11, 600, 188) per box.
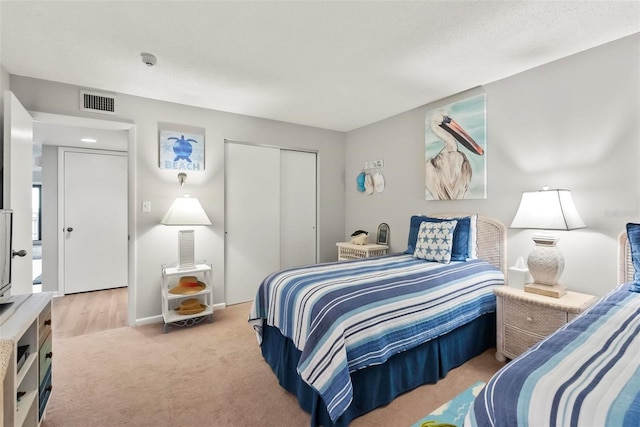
(424, 94, 487, 200)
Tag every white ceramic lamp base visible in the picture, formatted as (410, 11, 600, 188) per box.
(524, 233, 567, 298)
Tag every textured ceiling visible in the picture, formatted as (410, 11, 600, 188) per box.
(1, 1, 639, 132)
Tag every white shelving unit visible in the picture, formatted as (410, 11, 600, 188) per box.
(160, 263, 213, 333)
(1, 292, 53, 427)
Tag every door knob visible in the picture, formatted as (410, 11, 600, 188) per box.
(67, 227, 74, 232)
(11, 249, 27, 258)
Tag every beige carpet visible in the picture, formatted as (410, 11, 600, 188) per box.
(41, 302, 504, 427)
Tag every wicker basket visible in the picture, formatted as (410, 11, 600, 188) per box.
(337, 244, 388, 261)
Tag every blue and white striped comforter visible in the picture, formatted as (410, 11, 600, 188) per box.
(248, 254, 504, 422)
(466, 283, 640, 427)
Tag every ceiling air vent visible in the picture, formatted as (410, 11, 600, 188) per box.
(79, 90, 117, 115)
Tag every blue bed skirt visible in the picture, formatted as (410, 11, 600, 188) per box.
(261, 312, 496, 427)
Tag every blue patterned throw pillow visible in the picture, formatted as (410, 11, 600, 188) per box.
(626, 223, 640, 292)
(405, 214, 477, 261)
(413, 220, 458, 264)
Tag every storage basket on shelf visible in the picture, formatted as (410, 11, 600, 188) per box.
(336, 242, 389, 261)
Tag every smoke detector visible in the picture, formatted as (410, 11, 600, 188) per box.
(140, 52, 157, 67)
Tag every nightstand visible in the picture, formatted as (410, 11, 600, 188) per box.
(336, 242, 389, 261)
(494, 286, 597, 362)
(161, 263, 214, 333)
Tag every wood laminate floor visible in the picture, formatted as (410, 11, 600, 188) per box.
(52, 287, 128, 340)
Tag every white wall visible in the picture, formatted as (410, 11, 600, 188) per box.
(41, 145, 57, 293)
(9, 76, 345, 322)
(345, 34, 640, 297)
(0, 66, 8, 116)
(0, 65, 8, 113)
(0, 64, 10, 207)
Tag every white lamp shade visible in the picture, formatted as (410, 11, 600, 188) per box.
(510, 189, 585, 230)
(161, 196, 212, 226)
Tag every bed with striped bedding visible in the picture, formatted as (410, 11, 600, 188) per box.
(249, 253, 504, 424)
(466, 282, 640, 426)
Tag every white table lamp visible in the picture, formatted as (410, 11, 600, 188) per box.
(510, 188, 585, 298)
(161, 195, 211, 269)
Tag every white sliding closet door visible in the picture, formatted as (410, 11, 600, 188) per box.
(225, 143, 280, 305)
(225, 143, 318, 305)
(280, 150, 316, 269)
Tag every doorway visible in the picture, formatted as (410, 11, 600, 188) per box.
(6, 95, 135, 327)
(32, 184, 42, 291)
(30, 112, 135, 325)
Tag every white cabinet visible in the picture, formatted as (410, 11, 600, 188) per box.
(161, 263, 213, 333)
(1, 292, 53, 427)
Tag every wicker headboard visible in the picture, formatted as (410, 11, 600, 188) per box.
(618, 231, 634, 285)
(434, 214, 507, 277)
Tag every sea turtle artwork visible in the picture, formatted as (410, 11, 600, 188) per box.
(159, 130, 205, 170)
(169, 134, 198, 162)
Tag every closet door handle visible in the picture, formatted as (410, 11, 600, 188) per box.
(12, 249, 27, 258)
(66, 227, 74, 232)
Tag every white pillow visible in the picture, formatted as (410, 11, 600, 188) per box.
(413, 220, 458, 264)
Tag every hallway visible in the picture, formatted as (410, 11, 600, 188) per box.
(52, 287, 128, 339)
(33, 242, 42, 290)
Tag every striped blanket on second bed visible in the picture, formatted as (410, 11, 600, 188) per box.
(249, 254, 504, 422)
(466, 283, 640, 427)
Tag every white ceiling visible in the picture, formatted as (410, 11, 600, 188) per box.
(2, 1, 639, 132)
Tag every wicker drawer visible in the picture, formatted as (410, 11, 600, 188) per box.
(494, 287, 597, 362)
(504, 298, 566, 336)
(504, 325, 543, 358)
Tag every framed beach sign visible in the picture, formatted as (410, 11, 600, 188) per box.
(159, 129, 205, 171)
(424, 93, 486, 200)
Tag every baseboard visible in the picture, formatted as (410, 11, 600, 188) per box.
(135, 302, 228, 326)
(136, 315, 163, 326)
(212, 302, 227, 311)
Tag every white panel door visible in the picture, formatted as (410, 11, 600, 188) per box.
(280, 150, 317, 269)
(62, 150, 128, 294)
(3, 91, 33, 295)
(225, 143, 280, 305)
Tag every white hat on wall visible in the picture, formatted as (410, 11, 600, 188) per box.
(373, 171, 385, 193)
(364, 173, 374, 195)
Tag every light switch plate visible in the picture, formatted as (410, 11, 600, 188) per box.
(142, 201, 151, 213)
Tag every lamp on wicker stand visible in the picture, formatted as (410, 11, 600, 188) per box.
(510, 188, 585, 298)
(161, 195, 211, 269)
